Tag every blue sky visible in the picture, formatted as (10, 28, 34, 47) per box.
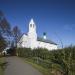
(0, 0, 75, 48)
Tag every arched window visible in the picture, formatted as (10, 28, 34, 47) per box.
(30, 24, 32, 27)
(33, 24, 34, 27)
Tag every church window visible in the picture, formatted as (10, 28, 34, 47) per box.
(33, 24, 34, 27)
(30, 24, 32, 27)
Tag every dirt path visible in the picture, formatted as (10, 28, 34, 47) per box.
(4, 56, 42, 75)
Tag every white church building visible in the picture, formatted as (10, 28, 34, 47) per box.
(17, 19, 58, 50)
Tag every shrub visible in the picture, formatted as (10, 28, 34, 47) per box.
(16, 46, 75, 75)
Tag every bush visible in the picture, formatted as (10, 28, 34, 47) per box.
(16, 46, 75, 75)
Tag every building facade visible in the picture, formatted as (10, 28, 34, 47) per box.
(17, 19, 58, 50)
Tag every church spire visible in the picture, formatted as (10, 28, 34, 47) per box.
(29, 18, 35, 25)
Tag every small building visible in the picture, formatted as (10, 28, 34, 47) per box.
(17, 19, 58, 50)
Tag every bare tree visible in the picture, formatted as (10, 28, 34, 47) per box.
(0, 34, 7, 52)
(0, 10, 12, 50)
(12, 26, 22, 47)
(0, 10, 11, 36)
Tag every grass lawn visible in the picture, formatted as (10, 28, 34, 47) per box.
(0, 57, 5, 75)
(21, 58, 52, 75)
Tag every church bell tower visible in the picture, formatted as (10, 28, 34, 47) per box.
(28, 18, 37, 49)
(28, 18, 36, 34)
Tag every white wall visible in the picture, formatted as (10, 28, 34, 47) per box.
(17, 34, 29, 48)
(37, 41, 57, 50)
(17, 34, 58, 50)
(17, 35, 58, 50)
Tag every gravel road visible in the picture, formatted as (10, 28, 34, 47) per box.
(4, 56, 42, 75)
